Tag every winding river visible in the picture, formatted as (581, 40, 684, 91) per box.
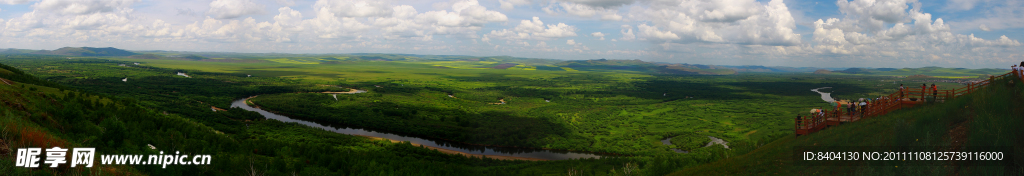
(230, 94, 604, 160)
(811, 87, 835, 102)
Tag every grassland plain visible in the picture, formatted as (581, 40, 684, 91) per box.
(1, 61, 680, 176)
(97, 56, 930, 154)
(1, 55, 999, 175)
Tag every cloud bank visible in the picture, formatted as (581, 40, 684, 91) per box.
(0, 0, 1019, 68)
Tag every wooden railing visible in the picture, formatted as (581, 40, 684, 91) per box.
(795, 70, 1018, 136)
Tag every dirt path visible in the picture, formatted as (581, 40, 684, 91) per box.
(320, 87, 366, 94)
(211, 106, 227, 112)
(0, 78, 12, 85)
(944, 107, 974, 175)
(704, 136, 730, 149)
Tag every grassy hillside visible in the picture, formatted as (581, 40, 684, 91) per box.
(669, 76, 1024, 175)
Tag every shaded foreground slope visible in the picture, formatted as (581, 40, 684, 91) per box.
(670, 77, 1024, 175)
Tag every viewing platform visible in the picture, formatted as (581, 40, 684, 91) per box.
(796, 70, 1022, 136)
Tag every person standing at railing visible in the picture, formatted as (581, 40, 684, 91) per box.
(1013, 64, 1018, 79)
(931, 84, 938, 103)
(899, 84, 905, 100)
(1015, 63, 1023, 79)
(1019, 63, 1024, 79)
(1017, 62, 1021, 79)
(845, 101, 852, 116)
(858, 101, 866, 117)
(818, 107, 824, 118)
(834, 102, 841, 118)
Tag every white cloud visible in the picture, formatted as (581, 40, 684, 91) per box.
(34, 0, 136, 15)
(207, 0, 265, 19)
(557, 2, 622, 21)
(559, 0, 637, 8)
(1, 0, 36, 5)
(313, 0, 393, 18)
(0, 0, 1019, 68)
(486, 16, 576, 41)
(305, 7, 370, 39)
(836, 0, 915, 32)
(499, 0, 531, 10)
(619, 24, 635, 41)
(626, 0, 800, 45)
(414, 0, 508, 34)
(637, 24, 679, 41)
(591, 32, 605, 40)
(804, 0, 1021, 63)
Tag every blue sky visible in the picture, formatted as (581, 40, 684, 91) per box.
(1, 0, 1022, 68)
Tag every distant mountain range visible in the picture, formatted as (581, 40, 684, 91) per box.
(555, 59, 737, 75)
(1, 47, 136, 56)
(1, 47, 1010, 77)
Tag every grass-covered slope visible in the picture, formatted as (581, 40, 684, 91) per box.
(669, 77, 1024, 175)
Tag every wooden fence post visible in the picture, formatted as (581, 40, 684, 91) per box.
(946, 90, 951, 101)
(920, 87, 926, 102)
(968, 83, 972, 94)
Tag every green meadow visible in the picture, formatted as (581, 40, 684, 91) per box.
(1, 54, 1007, 175)
(93, 56, 918, 155)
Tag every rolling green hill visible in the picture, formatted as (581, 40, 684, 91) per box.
(30, 47, 137, 56)
(669, 76, 1024, 175)
(556, 59, 737, 75)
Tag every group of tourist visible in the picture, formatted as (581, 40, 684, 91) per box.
(837, 100, 869, 116)
(897, 83, 941, 102)
(798, 93, 905, 125)
(800, 62, 1023, 131)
